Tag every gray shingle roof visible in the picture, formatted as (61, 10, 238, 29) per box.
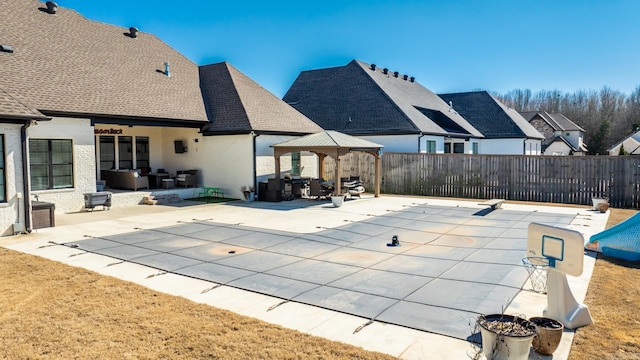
(200, 62, 323, 135)
(2, 0, 207, 122)
(283, 60, 483, 138)
(0, 87, 49, 121)
(439, 91, 544, 139)
(520, 111, 584, 132)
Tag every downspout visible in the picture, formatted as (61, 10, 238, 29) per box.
(417, 132, 425, 152)
(21, 120, 33, 233)
(252, 132, 260, 196)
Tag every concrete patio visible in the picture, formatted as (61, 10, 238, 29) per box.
(0, 196, 608, 359)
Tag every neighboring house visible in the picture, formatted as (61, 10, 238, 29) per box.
(438, 91, 544, 155)
(520, 111, 588, 155)
(0, 0, 320, 235)
(283, 60, 484, 154)
(607, 129, 640, 155)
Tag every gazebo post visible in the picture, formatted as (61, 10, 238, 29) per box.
(274, 152, 281, 181)
(374, 153, 381, 197)
(335, 150, 341, 196)
(318, 153, 326, 180)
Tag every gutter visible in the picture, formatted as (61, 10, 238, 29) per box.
(417, 132, 425, 152)
(20, 121, 34, 233)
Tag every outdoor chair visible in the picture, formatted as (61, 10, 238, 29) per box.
(176, 173, 197, 188)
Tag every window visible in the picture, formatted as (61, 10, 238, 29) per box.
(118, 136, 133, 169)
(99, 136, 115, 171)
(453, 143, 465, 153)
(444, 143, 451, 153)
(30, 139, 73, 190)
(472, 142, 479, 154)
(0, 135, 5, 202)
(135, 136, 149, 169)
(426, 140, 436, 153)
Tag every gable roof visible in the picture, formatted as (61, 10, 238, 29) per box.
(199, 62, 323, 135)
(544, 135, 586, 153)
(438, 91, 544, 139)
(0, 87, 50, 121)
(283, 60, 482, 138)
(2, 0, 207, 123)
(520, 111, 584, 132)
(608, 129, 640, 154)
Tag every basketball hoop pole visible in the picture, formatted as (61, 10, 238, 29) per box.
(543, 268, 594, 329)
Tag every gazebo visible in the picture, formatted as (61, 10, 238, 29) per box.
(271, 130, 384, 197)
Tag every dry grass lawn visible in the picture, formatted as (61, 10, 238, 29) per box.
(1, 206, 638, 359)
(569, 208, 640, 359)
(0, 248, 394, 359)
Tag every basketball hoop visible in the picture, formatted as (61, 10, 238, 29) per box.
(522, 257, 549, 293)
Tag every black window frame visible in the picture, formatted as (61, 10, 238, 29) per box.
(29, 139, 74, 191)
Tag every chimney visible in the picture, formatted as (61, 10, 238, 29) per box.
(128, 27, 138, 38)
(45, 1, 58, 14)
(164, 62, 170, 77)
(393, 71, 399, 78)
(382, 68, 388, 75)
(370, 64, 376, 71)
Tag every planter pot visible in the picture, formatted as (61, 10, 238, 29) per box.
(592, 197, 608, 210)
(331, 195, 344, 208)
(243, 191, 255, 202)
(597, 202, 609, 213)
(478, 314, 537, 360)
(530, 317, 564, 355)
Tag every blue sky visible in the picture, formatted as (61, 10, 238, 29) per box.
(57, 0, 639, 97)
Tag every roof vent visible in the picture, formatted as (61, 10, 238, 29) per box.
(370, 64, 376, 71)
(45, 1, 57, 14)
(0, 45, 14, 53)
(164, 62, 170, 77)
(128, 27, 138, 38)
(410, 76, 415, 83)
(393, 71, 399, 78)
(382, 68, 388, 75)
(403, 74, 408, 81)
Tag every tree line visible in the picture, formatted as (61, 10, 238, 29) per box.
(494, 86, 640, 155)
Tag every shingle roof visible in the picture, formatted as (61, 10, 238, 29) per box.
(545, 136, 582, 153)
(200, 62, 323, 135)
(2, 0, 207, 122)
(0, 87, 50, 121)
(520, 111, 584, 132)
(439, 91, 544, 139)
(283, 60, 482, 138)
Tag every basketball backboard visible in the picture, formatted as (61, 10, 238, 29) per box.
(527, 222, 584, 277)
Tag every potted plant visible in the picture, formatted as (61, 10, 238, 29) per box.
(476, 314, 537, 360)
(529, 317, 564, 355)
(331, 194, 345, 207)
(240, 185, 254, 202)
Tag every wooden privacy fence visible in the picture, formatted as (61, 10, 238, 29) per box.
(323, 152, 640, 209)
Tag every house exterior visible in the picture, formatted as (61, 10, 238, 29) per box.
(0, 0, 320, 235)
(283, 60, 484, 154)
(607, 129, 640, 155)
(520, 111, 588, 155)
(438, 91, 544, 155)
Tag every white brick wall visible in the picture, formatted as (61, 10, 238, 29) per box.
(28, 117, 96, 214)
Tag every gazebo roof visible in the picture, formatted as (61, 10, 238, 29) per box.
(271, 130, 383, 154)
